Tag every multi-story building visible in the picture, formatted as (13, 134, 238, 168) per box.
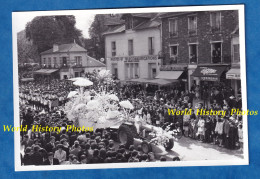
(36, 42, 106, 80)
(104, 13, 162, 82)
(159, 10, 239, 90)
(226, 25, 241, 97)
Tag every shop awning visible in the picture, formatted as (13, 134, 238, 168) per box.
(155, 71, 183, 80)
(148, 79, 176, 86)
(21, 78, 34, 82)
(191, 66, 227, 81)
(226, 68, 240, 80)
(127, 78, 152, 83)
(34, 69, 59, 75)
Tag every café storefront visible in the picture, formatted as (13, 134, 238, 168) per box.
(191, 65, 229, 87)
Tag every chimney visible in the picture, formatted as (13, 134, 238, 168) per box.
(53, 44, 59, 52)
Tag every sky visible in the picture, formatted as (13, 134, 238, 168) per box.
(13, 12, 95, 38)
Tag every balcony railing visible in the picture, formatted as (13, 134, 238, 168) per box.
(188, 29, 197, 36)
(211, 26, 221, 33)
(169, 32, 178, 37)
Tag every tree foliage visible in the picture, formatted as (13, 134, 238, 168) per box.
(25, 15, 82, 53)
(86, 15, 109, 60)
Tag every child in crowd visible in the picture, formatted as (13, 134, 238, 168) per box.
(197, 117, 205, 141)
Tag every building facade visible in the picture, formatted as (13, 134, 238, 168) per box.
(159, 10, 239, 90)
(104, 13, 162, 81)
(38, 42, 106, 80)
(226, 26, 241, 97)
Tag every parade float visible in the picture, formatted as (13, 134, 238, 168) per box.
(64, 70, 174, 154)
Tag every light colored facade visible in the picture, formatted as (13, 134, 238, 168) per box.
(39, 43, 106, 79)
(104, 15, 162, 81)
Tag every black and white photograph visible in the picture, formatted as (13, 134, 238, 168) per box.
(12, 5, 248, 171)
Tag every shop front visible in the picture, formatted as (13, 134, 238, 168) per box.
(191, 65, 229, 85)
(226, 67, 241, 97)
(156, 65, 188, 90)
(108, 55, 160, 81)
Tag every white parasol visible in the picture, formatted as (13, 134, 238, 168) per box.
(119, 100, 134, 110)
(73, 78, 93, 87)
(68, 77, 85, 81)
(108, 94, 119, 101)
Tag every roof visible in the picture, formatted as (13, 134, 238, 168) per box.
(41, 43, 87, 55)
(86, 56, 106, 68)
(104, 19, 125, 26)
(131, 13, 158, 19)
(102, 24, 125, 35)
(34, 69, 59, 75)
(159, 12, 194, 19)
(134, 19, 160, 30)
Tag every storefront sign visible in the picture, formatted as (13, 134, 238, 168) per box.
(110, 55, 157, 62)
(201, 77, 219, 81)
(111, 57, 124, 61)
(160, 65, 187, 71)
(226, 73, 240, 80)
(201, 68, 217, 75)
(125, 55, 157, 62)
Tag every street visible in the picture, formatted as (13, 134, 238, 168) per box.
(165, 137, 243, 161)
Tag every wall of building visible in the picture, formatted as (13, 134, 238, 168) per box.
(105, 27, 161, 58)
(41, 52, 88, 68)
(105, 27, 161, 81)
(161, 10, 238, 65)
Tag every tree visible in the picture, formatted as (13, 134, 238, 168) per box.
(17, 30, 40, 64)
(87, 15, 109, 61)
(25, 15, 82, 53)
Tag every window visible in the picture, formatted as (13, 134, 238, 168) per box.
(75, 56, 82, 66)
(111, 41, 116, 56)
(188, 15, 197, 35)
(233, 44, 240, 63)
(211, 42, 222, 63)
(148, 37, 154, 55)
(128, 39, 134, 56)
(126, 17, 133, 30)
(42, 58, 46, 66)
(210, 12, 221, 32)
(53, 57, 57, 68)
(189, 44, 198, 63)
(169, 45, 178, 64)
(48, 57, 51, 68)
(169, 18, 178, 37)
(62, 57, 67, 67)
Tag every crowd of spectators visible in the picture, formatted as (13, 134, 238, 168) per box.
(20, 73, 243, 166)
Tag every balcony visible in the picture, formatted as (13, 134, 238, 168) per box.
(169, 32, 178, 38)
(188, 29, 197, 36)
(211, 26, 221, 33)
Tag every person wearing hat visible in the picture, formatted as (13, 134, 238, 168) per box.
(43, 152, 59, 165)
(54, 144, 66, 164)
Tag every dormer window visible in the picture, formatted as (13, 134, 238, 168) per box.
(126, 16, 133, 30)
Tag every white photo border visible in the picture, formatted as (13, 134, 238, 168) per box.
(12, 4, 248, 171)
